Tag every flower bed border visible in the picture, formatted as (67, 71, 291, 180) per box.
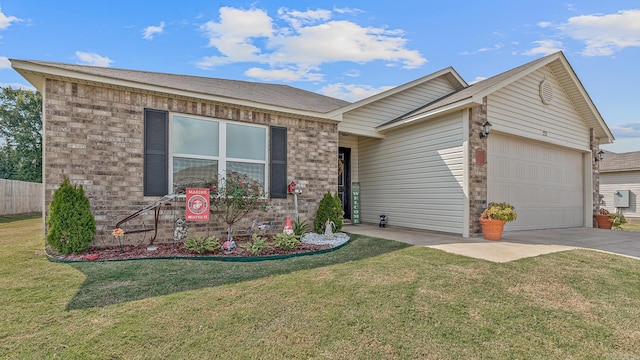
(45, 236, 351, 264)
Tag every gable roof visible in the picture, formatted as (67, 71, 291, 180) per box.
(600, 150, 640, 172)
(327, 67, 467, 120)
(10, 59, 349, 118)
(377, 52, 614, 144)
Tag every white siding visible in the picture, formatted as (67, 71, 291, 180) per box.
(600, 171, 640, 219)
(339, 77, 458, 137)
(488, 66, 590, 151)
(488, 134, 585, 230)
(338, 134, 359, 182)
(358, 112, 465, 233)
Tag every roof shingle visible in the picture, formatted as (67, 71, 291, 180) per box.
(600, 150, 640, 172)
(18, 60, 350, 114)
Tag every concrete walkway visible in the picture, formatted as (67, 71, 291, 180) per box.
(343, 224, 640, 263)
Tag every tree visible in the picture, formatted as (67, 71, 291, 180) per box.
(46, 177, 96, 254)
(0, 87, 42, 182)
(209, 172, 267, 241)
(313, 191, 344, 234)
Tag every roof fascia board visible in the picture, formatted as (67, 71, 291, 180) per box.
(554, 56, 615, 143)
(327, 67, 467, 118)
(600, 168, 640, 173)
(473, 53, 561, 101)
(376, 97, 477, 132)
(11, 60, 336, 122)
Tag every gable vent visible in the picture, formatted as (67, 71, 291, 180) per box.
(539, 79, 553, 105)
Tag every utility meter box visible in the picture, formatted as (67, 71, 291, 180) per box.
(614, 190, 630, 208)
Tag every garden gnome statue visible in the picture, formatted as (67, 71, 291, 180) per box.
(324, 219, 335, 239)
(283, 216, 294, 235)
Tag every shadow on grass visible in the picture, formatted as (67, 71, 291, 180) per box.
(0, 212, 41, 224)
(66, 234, 411, 310)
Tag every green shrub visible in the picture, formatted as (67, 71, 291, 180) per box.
(242, 233, 270, 255)
(46, 177, 96, 254)
(274, 232, 301, 250)
(610, 211, 627, 230)
(184, 235, 220, 254)
(314, 191, 344, 234)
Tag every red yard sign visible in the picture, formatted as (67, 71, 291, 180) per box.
(185, 188, 210, 222)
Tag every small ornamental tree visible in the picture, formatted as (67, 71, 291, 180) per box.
(314, 191, 344, 234)
(210, 172, 267, 241)
(46, 177, 96, 254)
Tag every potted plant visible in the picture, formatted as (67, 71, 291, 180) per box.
(479, 202, 517, 240)
(595, 208, 627, 230)
(594, 208, 613, 229)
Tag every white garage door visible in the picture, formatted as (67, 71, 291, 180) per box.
(488, 134, 585, 231)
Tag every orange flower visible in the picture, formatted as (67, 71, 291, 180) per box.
(112, 228, 125, 238)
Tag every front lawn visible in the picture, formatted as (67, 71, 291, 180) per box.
(1, 216, 639, 359)
(621, 222, 640, 232)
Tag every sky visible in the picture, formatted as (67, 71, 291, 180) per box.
(1, 1, 639, 152)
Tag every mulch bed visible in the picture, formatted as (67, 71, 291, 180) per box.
(47, 235, 332, 262)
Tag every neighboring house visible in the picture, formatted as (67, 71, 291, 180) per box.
(11, 51, 614, 243)
(599, 150, 640, 223)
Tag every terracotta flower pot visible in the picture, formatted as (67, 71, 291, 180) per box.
(594, 214, 613, 229)
(480, 219, 506, 241)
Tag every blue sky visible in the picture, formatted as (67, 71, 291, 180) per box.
(1, 1, 639, 152)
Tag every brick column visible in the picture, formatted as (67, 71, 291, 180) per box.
(468, 97, 488, 235)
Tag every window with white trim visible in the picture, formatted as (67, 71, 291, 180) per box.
(170, 114, 267, 193)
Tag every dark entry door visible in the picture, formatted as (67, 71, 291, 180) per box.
(338, 147, 351, 220)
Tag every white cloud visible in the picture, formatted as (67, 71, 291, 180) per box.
(244, 67, 323, 82)
(522, 39, 564, 56)
(0, 82, 36, 91)
(344, 69, 360, 78)
(333, 7, 364, 16)
(469, 76, 487, 84)
(558, 9, 640, 56)
(197, 6, 426, 80)
(143, 21, 165, 40)
(461, 42, 511, 55)
(0, 56, 10, 69)
(610, 122, 640, 138)
(75, 51, 113, 67)
(278, 8, 332, 30)
(0, 7, 21, 30)
(538, 21, 553, 28)
(319, 83, 395, 102)
(478, 43, 504, 52)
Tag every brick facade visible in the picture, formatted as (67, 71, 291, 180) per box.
(468, 97, 488, 235)
(44, 79, 338, 246)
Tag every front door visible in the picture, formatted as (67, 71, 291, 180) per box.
(338, 147, 351, 220)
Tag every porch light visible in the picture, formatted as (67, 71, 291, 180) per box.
(596, 149, 605, 162)
(479, 121, 492, 138)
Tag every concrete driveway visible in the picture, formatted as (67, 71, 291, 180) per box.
(343, 224, 640, 262)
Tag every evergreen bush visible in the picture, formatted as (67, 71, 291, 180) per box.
(313, 191, 344, 234)
(46, 177, 96, 254)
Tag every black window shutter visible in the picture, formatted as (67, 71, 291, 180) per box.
(144, 108, 169, 196)
(270, 126, 287, 198)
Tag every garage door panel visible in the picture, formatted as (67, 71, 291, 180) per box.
(488, 134, 584, 231)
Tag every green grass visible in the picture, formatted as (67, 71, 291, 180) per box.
(2, 217, 640, 359)
(621, 222, 640, 232)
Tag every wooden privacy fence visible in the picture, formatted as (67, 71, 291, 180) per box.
(0, 179, 42, 215)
